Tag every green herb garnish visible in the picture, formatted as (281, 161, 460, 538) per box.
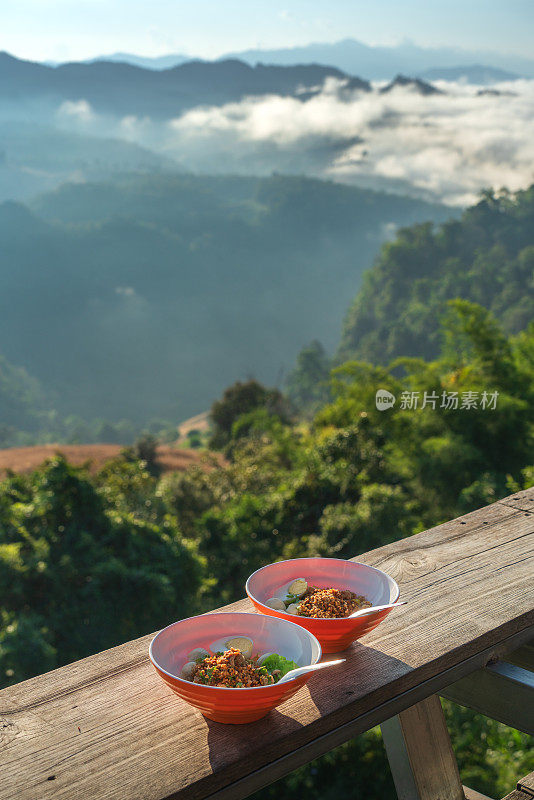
(284, 593, 300, 605)
(260, 654, 299, 681)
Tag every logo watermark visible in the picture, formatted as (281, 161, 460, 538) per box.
(375, 389, 499, 411)
(375, 389, 396, 410)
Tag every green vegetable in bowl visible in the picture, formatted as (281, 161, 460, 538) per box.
(259, 653, 299, 678)
(284, 593, 301, 605)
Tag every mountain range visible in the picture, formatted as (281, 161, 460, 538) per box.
(48, 39, 534, 81)
(222, 39, 534, 80)
(0, 52, 372, 118)
(2, 45, 525, 133)
(1, 48, 530, 208)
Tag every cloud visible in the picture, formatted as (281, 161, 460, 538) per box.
(57, 99, 94, 122)
(165, 79, 534, 205)
(52, 79, 534, 206)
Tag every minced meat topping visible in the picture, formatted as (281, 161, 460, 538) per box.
(297, 587, 372, 618)
(191, 647, 276, 687)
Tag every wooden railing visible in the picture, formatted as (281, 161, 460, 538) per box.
(1, 487, 533, 800)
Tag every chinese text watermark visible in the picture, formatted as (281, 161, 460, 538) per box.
(376, 389, 499, 411)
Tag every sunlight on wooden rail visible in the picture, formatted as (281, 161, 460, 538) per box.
(1, 487, 533, 800)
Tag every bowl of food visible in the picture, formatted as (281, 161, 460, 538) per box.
(149, 611, 322, 723)
(246, 557, 400, 652)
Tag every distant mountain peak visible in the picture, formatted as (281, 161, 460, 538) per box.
(380, 74, 443, 95)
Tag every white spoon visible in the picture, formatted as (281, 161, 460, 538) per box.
(348, 600, 407, 618)
(276, 658, 346, 685)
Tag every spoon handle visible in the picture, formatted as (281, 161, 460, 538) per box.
(306, 658, 345, 671)
(278, 658, 345, 684)
(350, 600, 407, 618)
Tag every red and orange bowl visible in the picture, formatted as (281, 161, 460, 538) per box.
(246, 557, 400, 653)
(149, 611, 322, 724)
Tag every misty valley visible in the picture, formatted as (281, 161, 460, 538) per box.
(1, 51, 533, 444)
(1, 23, 534, 800)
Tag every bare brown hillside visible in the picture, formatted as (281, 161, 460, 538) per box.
(177, 411, 210, 442)
(0, 443, 221, 477)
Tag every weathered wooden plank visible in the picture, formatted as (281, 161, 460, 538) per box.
(174, 631, 534, 800)
(497, 488, 534, 513)
(381, 695, 463, 800)
(463, 786, 495, 800)
(518, 772, 534, 797)
(0, 489, 533, 800)
(501, 791, 532, 800)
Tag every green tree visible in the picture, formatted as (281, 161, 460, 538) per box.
(209, 379, 291, 451)
(0, 457, 203, 687)
(286, 340, 332, 414)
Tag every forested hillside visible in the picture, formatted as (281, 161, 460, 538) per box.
(0, 121, 178, 202)
(0, 173, 450, 430)
(339, 187, 534, 364)
(0, 186, 532, 798)
(1, 300, 532, 797)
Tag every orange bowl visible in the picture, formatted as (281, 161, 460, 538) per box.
(246, 557, 400, 653)
(149, 612, 322, 724)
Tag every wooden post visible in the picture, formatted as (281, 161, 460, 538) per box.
(381, 695, 464, 800)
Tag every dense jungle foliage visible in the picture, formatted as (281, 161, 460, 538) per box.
(339, 186, 534, 365)
(1, 300, 532, 797)
(1, 189, 533, 798)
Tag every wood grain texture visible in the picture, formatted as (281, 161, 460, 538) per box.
(381, 695, 463, 800)
(497, 488, 534, 514)
(1, 489, 533, 800)
(518, 772, 534, 797)
(463, 786, 495, 800)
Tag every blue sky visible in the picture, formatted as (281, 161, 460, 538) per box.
(2, 0, 533, 62)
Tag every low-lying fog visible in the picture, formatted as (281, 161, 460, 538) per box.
(1, 78, 533, 206)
